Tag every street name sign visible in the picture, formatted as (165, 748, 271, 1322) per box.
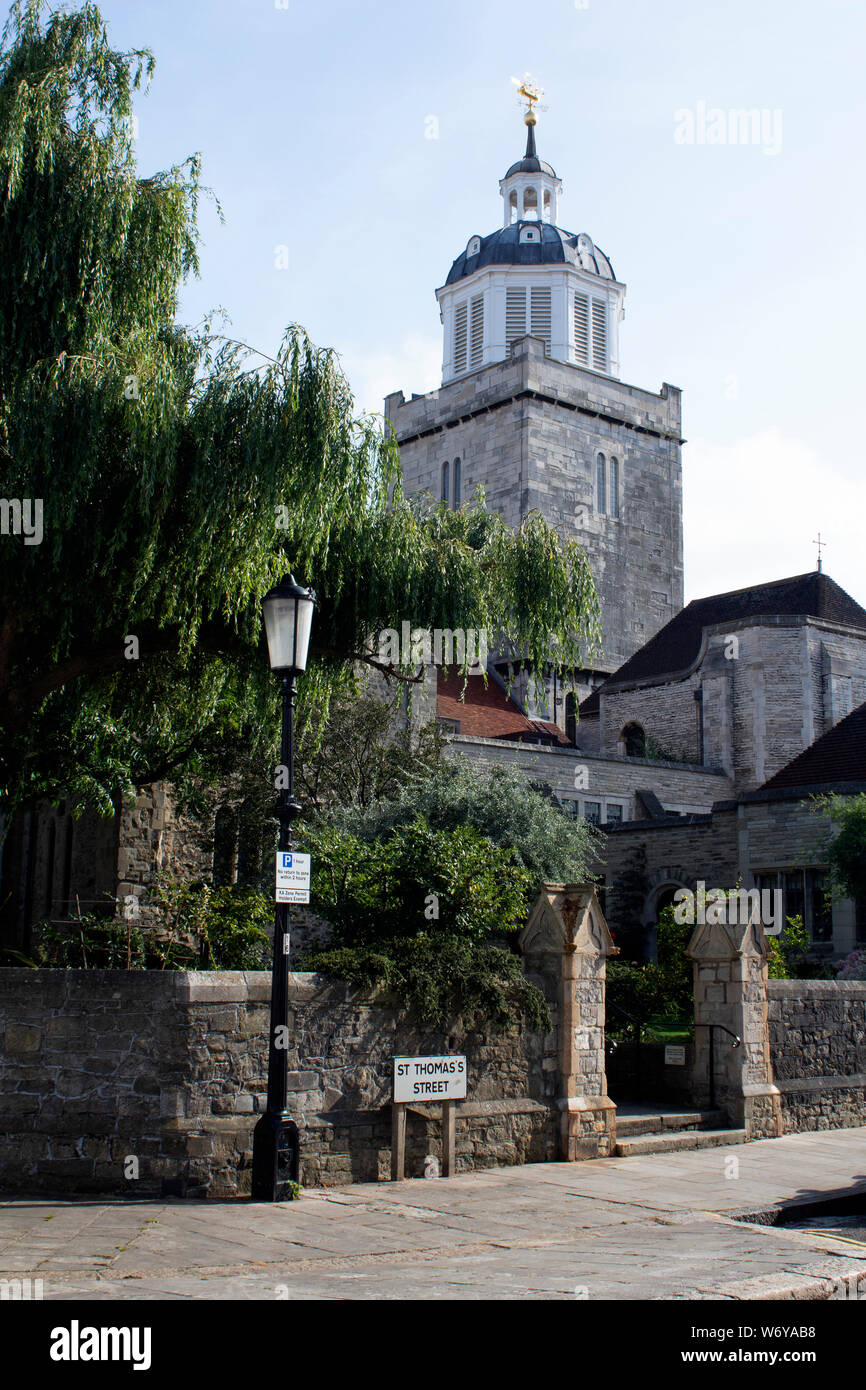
(393, 1055, 467, 1102)
(275, 851, 311, 904)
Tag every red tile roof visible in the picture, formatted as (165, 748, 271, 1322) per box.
(437, 670, 572, 746)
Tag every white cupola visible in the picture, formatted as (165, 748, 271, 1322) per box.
(435, 107, 626, 386)
(498, 113, 562, 225)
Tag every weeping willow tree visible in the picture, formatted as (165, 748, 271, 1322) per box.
(0, 0, 601, 823)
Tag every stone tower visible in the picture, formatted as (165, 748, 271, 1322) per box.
(385, 99, 685, 701)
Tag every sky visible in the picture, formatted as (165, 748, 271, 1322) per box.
(37, 0, 866, 605)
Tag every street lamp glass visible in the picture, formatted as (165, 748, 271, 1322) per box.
(261, 575, 315, 674)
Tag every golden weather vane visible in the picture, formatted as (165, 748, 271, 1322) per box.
(510, 73, 548, 126)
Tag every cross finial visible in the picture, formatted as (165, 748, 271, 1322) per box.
(813, 532, 827, 573)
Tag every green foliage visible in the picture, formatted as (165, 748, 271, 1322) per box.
(335, 759, 601, 890)
(606, 905, 692, 1034)
(30, 913, 147, 969)
(295, 681, 446, 816)
(301, 814, 533, 945)
(8, 880, 273, 970)
(148, 878, 272, 970)
(0, 1, 601, 827)
(305, 938, 549, 1033)
(811, 793, 866, 903)
(299, 812, 548, 1028)
(765, 914, 814, 980)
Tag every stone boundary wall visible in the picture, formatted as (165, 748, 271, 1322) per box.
(767, 980, 866, 1133)
(0, 969, 557, 1197)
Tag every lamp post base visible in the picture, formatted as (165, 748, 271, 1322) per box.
(250, 1111, 300, 1202)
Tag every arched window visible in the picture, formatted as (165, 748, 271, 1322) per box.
(508, 190, 518, 225)
(523, 186, 538, 220)
(213, 807, 238, 886)
(622, 722, 646, 758)
(441, 460, 450, 504)
(453, 458, 461, 508)
(596, 453, 606, 514)
(610, 457, 620, 519)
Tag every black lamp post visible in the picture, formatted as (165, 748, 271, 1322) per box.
(251, 574, 315, 1202)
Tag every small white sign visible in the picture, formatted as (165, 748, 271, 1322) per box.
(665, 1045, 686, 1066)
(393, 1055, 467, 1103)
(275, 851, 311, 904)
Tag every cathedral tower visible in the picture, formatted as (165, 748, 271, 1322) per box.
(385, 89, 684, 702)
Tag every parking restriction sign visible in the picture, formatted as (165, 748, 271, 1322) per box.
(275, 851, 311, 904)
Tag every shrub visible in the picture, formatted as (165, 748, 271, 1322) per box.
(308, 936, 549, 1031)
(299, 812, 549, 1028)
(764, 914, 831, 979)
(338, 759, 601, 889)
(12, 881, 274, 971)
(148, 879, 273, 970)
(29, 914, 147, 969)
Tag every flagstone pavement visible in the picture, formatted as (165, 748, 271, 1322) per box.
(2, 1127, 866, 1300)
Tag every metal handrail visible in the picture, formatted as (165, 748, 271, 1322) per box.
(694, 1023, 741, 1109)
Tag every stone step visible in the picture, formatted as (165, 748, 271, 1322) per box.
(615, 1109, 726, 1138)
(614, 1127, 747, 1157)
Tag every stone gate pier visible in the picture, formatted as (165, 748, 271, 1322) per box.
(687, 917, 783, 1139)
(520, 885, 618, 1159)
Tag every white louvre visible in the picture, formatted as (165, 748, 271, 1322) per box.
(505, 287, 526, 352)
(574, 293, 589, 365)
(453, 301, 468, 374)
(470, 295, 484, 368)
(530, 286, 551, 353)
(591, 298, 607, 370)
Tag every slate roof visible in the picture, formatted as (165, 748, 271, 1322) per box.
(580, 572, 866, 717)
(437, 669, 571, 746)
(445, 222, 615, 286)
(756, 700, 866, 793)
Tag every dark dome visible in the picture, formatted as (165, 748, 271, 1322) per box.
(504, 154, 557, 177)
(445, 223, 616, 286)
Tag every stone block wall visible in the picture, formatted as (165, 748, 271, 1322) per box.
(593, 618, 866, 795)
(767, 980, 866, 1132)
(387, 336, 683, 676)
(0, 969, 557, 1197)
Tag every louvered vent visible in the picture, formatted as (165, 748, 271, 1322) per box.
(574, 293, 589, 365)
(530, 287, 551, 353)
(470, 295, 484, 369)
(453, 302, 468, 374)
(591, 299, 607, 370)
(505, 287, 526, 353)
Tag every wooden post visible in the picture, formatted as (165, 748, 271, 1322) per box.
(390, 1102, 406, 1181)
(441, 1100, 456, 1177)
